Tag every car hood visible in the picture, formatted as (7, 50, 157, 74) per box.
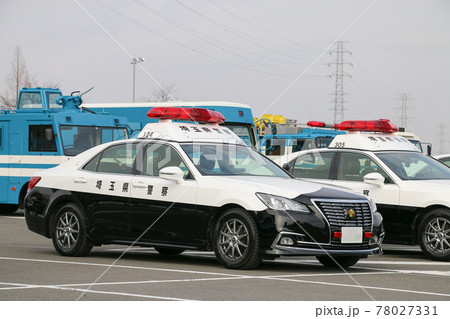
(399, 179, 450, 207)
(204, 175, 364, 200)
(402, 179, 450, 191)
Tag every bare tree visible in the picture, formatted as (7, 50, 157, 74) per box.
(145, 83, 178, 102)
(1, 45, 60, 110)
(0, 45, 36, 109)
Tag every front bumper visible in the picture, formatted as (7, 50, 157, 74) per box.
(255, 200, 385, 257)
(261, 244, 383, 257)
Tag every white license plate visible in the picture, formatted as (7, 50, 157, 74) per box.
(341, 227, 362, 243)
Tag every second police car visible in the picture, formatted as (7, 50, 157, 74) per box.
(24, 108, 384, 269)
(283, 119, 450, 261)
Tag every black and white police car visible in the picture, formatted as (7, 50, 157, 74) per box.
(24, 108, 383, 269)
(283, 119, 450, 261)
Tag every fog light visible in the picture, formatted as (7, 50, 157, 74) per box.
(280, 237, 294, 245)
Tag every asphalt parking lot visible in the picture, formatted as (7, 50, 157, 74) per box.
(1, 211, 449, 316)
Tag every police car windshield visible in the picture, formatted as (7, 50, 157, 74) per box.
(377, 152, 450, 180)
(181, 143, 289, 177)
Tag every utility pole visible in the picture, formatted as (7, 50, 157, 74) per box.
(131, 57, 145, 102)
(395, 93, 413, 130)
(328, 41, 352, 123)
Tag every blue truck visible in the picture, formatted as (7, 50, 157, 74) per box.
(82, 101, 259, 149)
(255, 116, 346, 162)
(0, 87, 130, 213)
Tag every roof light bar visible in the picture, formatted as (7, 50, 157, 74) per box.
(307, 121, 326, 127)
(307, 121, 338, 129)
(147, 107, 225, 124)
(337, 119, 399, 133)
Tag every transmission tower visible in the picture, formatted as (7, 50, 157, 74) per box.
(328, 41, 352, 123)
(394, 93, 414, 129)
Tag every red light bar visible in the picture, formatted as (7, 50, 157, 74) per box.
(307, 121, 326, 127)
(194, 108, 225, 124)
(147, 107, 225, 124)
(147, 107, 197, 121)
(337, 119, 398, 133)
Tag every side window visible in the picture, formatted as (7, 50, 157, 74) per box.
(29, 125, 57, 152)
(290, 152, 334, 179)
(265, 139, 285, 156)
(337, 152, 388, 182)
(18, 92, 42, 109)
(83, 153, 101, 172)
(143, 144, 190, 178)
(47, 92, 62, 108)
(292, 139, 316, 153)
(83, 143, 138, 174)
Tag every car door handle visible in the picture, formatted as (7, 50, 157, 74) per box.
(74, 177, 87, 184)
(132, 181, 147, 188)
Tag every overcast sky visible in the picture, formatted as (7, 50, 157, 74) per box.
(1, 0, 449, 153)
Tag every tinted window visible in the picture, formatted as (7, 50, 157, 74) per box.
(378, 152, 450, 180)
(292, 138, 316, 153)
(264, 139, 286, 156)
(142, 143, 190, 178)
(337, 152, 389, 182)
(182, 143, 289, 177)
(29, 125, 57, 152)
(84, 143, 138, 174)
(60, 125, 129, 156)
(290, 151, 334, 179)
(439, 157, 450, 167)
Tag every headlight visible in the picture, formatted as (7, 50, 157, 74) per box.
(256, 193, 309, 212)
(368, 198, 377, 214)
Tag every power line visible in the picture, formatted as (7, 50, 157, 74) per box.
(174, 0, 310, 62)
(208, 0, 322, 52)
(94, 0, 296, 78)
(132, 0, 304, 74)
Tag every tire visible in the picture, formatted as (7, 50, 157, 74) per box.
(316, 256, 360, 268)
(418, 209, 450, 261)
(213, 208, 262, 269)
(155, 247, 185, 255)
(52, 203, 92, 257)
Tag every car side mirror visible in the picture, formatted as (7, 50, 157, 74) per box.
(427, 144, 432, 156)
(282, 163, 290, 172)
(363, 172, 385, 187)
(159, 166, 184, 184)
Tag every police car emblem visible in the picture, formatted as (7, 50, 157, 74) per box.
(345, 208, 356, 219)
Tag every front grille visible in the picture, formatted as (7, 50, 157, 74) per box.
(314, 200, 373, 245)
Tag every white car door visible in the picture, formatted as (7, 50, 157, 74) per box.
(129, 142, 199, 245)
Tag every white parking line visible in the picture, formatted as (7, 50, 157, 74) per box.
(264, 276, 450, 298)
(0, 256, 246, 278)
(1, 255, 449, 300)
(0, 282, 191, 301)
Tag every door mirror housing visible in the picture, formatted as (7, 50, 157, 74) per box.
(159, 166, 185, 184)
(363, 172, 385, 187)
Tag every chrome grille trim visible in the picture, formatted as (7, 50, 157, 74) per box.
(312, 199, 373, 244)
